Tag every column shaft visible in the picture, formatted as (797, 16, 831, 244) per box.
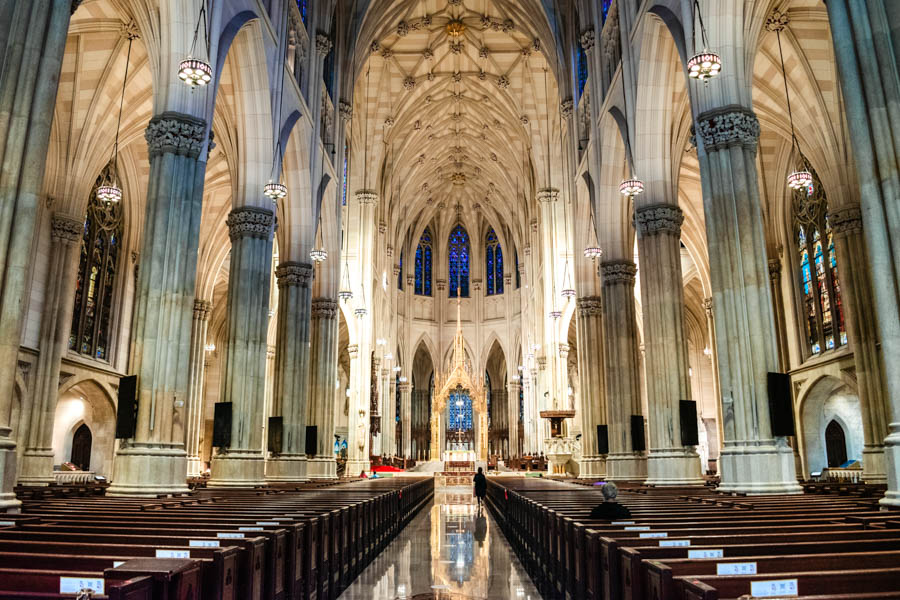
(185, 299, 210, 477)
(307, 298, 338, 478)
(576, 296, 606, 477)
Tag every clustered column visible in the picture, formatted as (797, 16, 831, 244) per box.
(267, 261, 314, 482)
(506, 380, 521, 460)
(208, 206, 275, 487)
(634, 205, 704, 485)
(600, 261, 647, 481)
(400, 382, 412, 459)
(307, 298, 339, 478)
(576, 295, 606, 478)
(186, 299, 211, 477)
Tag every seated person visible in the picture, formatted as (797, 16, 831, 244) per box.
(590, 481, 632, 520)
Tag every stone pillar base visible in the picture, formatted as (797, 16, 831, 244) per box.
(266, 454, 309, 482)
(345, 459, 370, 478)
(863, 444, 887, 484)
(718, 441, 803, 495)
(17, 449, 55, 486)
(645, 448, 705, 486)
(186, 455, 204, 478)
(578, 455, 606, 478)
(208, 451, 266, 488)
(306, 456, 337, 479)
(879, 425, 900, 507)
(0, 435, 22, 512)
(606, 452, 647, 481)
(107, 444, 190, 497)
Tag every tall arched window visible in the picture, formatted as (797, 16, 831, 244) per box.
(576, 45, 588, 100)
(341, 140, 348, 206)
(448, 389, 473, 431)
(69, 173, 123, 361)
(448, 224, 470, 298)
(415, 228, 433, 296)
(485, 227, 503, 295)
(793, 164, 846, 356)
(397, 250, 403, 290)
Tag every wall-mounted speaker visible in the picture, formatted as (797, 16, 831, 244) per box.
(212, 402, 232, 448)
(115, 375, 138, 439)
(305, 425, 318, 456)
(267, 416, 283, 454)
(679, 400, 699, 446)
(768, 372, 795, 436)
(596, 424, 609, 455)
(631, 415, 646, 452)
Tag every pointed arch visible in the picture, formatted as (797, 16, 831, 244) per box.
(414, 226, 433, 296)
(448, 223, 470, 298)
(485, 226, 504, 296)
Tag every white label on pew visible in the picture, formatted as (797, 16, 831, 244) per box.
(256, 521, 279, 525)
(113, 561, 125, 568)
(639, 532, 667, 538)
(659, 539, 690, 547)
(624, 526, 650, 531)
(60, 577, 104, 594)
(189, 539, 220, 547)
(157, 549, 190, 559)
(239, 527, 264, 531)
(0, 520, 14, 526)
(217, 532, 245, 538)
(750, 579, 798, 597)
(688, 549, 724, 559)
(272, 517, 291, 521)
(717, 562, 757, 575)
(611, 521, 635, 525)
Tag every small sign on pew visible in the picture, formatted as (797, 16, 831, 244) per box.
(639, 532, 668, 538)
(113, 561, 125, 568)
(659, 539, 690, 547)
(189, 539, 220, 547)
(624, 526, 650, 531)
(611, 521, 635, 525)
(238, 526, 264, 531)
(217, 532, 245, 538)
(0, 520, 15, 526)
(157, 549, 191, 559)
(256, 521, 279, 525)
(688, 549, 724, 559)
(717, 562, 757, 575)
(60, 577, 104, 594)
(750, 579, 798, 597)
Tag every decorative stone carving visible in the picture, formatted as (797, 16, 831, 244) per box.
(348, 344, 359, 358)
(695, 106, 760, 153)
(559, 343, 570, 358)
(406, 274, 415, 286)
(392, 264, 401, 276)
(497, 75, 510, 89)
(634, 204, 684, 236)
(275, 261, 314, 288)
(768, 258, 782, 280)
(829, 205, 864, 236)
(472, 279, 482, 291)
(449, 41, 463, 54)
(577, 296, 602, 317)
(193, 299, 212, 319)
(50, 214, 83, 243)
(315, 34, 332, 56)
(381, 48, 393, 59)
(339, 101, 352, 121)
(520, 115, 529, 126)
(436, 279, 447, 291)
(386, 245, 393, 257)
(145, 112, 207, 159)
(703, 297, 713, 316)
(355, 189, 378, 204)
(560, 99, 574, 119)
(601, 261, 637, 285)
(580, 28, 596, 52)
(378, 221, 387, 234)
(479, 46, 489, 59)
(226, 206, 275, 240)
(504, 273, 512, 285)
(403, 76, 416, 90)
(384, 117, 394, 128)
(765, 9, 789, 32)
(397, 21, 409, 37)
(423, 48, 434, 60)
(537, 188, 559, 203)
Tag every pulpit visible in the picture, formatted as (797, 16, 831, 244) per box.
(540, 410, 577, 475)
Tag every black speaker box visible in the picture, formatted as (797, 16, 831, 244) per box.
(115, 375, 138, 439)
(679, 400, 699, 446)
(212, 402, 232, 448)
(305, 425, 318, 456)
(631, 415, 646, 452)
(768, 372, 795, 436)
(596, 424, 609, 455)
(268, 416, 283, 454)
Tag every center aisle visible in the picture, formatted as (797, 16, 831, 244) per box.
(339, 483, 541, 599)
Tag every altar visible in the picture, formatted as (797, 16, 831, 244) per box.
(443, 449, 476, 463)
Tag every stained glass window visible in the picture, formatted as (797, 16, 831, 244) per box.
(341, 141, 348, 206)
(415, 228, 432, 296)
(485, 227, 503, 295)
(448, 389, 473, 431)
(69, 169, 123, 361)
(298, 0, 308, 26)
(448, 224, 470, 297)
(576, 45, 588, 100)
(602, 0, 612, 21)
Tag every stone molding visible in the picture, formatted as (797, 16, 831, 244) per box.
(537, 188, 559, 203)
(829, 204, 863, 236)
(398, 382, 411, 393)
(694, 105, 760, 153)
(580, 28, 595, 52)
(145, 112, 207, 159)
(315, 34, 333, 56)
(601, 261, 637, 285)
(355, 189, 378, 204)
(577, 296, 603, 316)
(311, 298, 339, 319)
(193, 299, 212, 320)
(275, 261, 314, 288)
(406, 274, 415, 286)
(634, 204, 684, 236)
(50, 213, 83, 243)
(559, 343, 570, 358)
(226, 206, 275, 240)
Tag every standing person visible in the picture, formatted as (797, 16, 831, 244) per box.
(590, 481, 632, 520)
(473, 467, 487, 509)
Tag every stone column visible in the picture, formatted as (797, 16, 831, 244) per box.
(576, 295, 606, 478)
(307, 298, 338, 478)
(768, 259, 790, 372)
(830, 205, 889, 483)
(346, 343, 371, 475)
(507, 381, 521, 460)
(600, 261, 647, 481)
(186, 299, 211, 477)
(400, 382, 412, 458)
(380, 368, 393, 458)
(18, 213, 83, 485)
(634, 205, 704, 486)
(0, 0, 79, 510)
(267, 261, 313, 482)
(704, 297, 724, 471)
(208, 206, 275, 487)
(694, 107, 801, 494)
(107, 112, 207, 497)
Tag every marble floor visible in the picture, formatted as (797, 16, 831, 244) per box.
(338, 484, 542, 599)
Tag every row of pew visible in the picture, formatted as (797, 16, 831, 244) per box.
(0, 476, 433, 599)
(485, 477, 900, 600)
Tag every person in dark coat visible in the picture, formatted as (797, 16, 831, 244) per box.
(590, 481, 632, 520)
(473, 467, 487, 508)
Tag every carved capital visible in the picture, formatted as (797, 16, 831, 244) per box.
(828, 204, 863, 236)
(601, 260, 637, 285)
(355, 189, 378, 204)
(768, 258, 782, 280)
(339, 101, 352, 121)
(399, 382, 411, 393)
(193, 299, 212, 320)
(634, 204, 684, 237)
(275, 261, 314, 288)
(472, 279, 482, 291)
(580, 28, 596, 52)
(392, 264, 401, 276)
(765, 10, 789, 32)
(226, 206, 275, 240)
(436, 279, 447, 291)
(348, 344, 359, 358)
(577, 295, 602, 317)
(703, 297, 713, 316)
(315, 34, 333, 56)
(558, 343, 570, 358)
(560, 99, 574, 119)
(311, 298, 339, 319)
(694, 106, 760, 153)
(145, 112, 207, 159)
(536, 187, 559, 203)
(50, 213, 83, 243)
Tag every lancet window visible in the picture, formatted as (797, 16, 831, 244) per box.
(448, 224, 470, 298)
(485, 227, 504, 296)
(415, 228, 433, 296)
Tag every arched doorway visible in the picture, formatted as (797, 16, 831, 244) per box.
(70, 423, 92, 471)
(825, 420, 848, 468)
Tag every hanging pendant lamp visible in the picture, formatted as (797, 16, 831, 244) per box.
(179, 1, 212, 88)
(97, 31, 136, 203)
(773, 21, 812, 194)
(687, 1, 722, 83)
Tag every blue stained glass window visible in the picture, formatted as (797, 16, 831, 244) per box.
(415, 228, 432, 296)
(341, 141, 348, 206)
(298, 0, 308, 26)
(449, 224, 470, 297)
(602, 0, 612, 21)
(485, 227, 503, 296)
(448, 390, 473, 431)
(577, 45, 588, 100)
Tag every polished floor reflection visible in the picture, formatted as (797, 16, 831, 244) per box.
(339, 484, 541, 599)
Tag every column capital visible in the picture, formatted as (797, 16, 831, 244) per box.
(393, 264, 401, 276)
(193, 299, 212, 319)
(694, 105, 760, 153)
(315, 33, 333, 56)
(348, 344, 359, 358)
(227, 206, 275, 240)
(145, 111, 207, 159)
(768, 258, 782, 280)
(355, 189, 378, 204)
(436, 278, 447, 291)
(560, 99, 574, 119)
(339, 101, 352, 121)
(472, 278, 482, 291)
(580, 28, 596, 53)
(311, 298, 339, 319)
(537, 188, 559, 203)
(50, 213, 83, 243)
(507, 381, 521, 393)
(275, 261, 314, 288)
(703, 297, 713, 316)
(559, 343, 570, 358)
(634, 204, 683, 237)
(828, 204, 864, 236)
(399, 382, 411, 393)
(577, 295, 603, 316)
(600, 260, 637, 285)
